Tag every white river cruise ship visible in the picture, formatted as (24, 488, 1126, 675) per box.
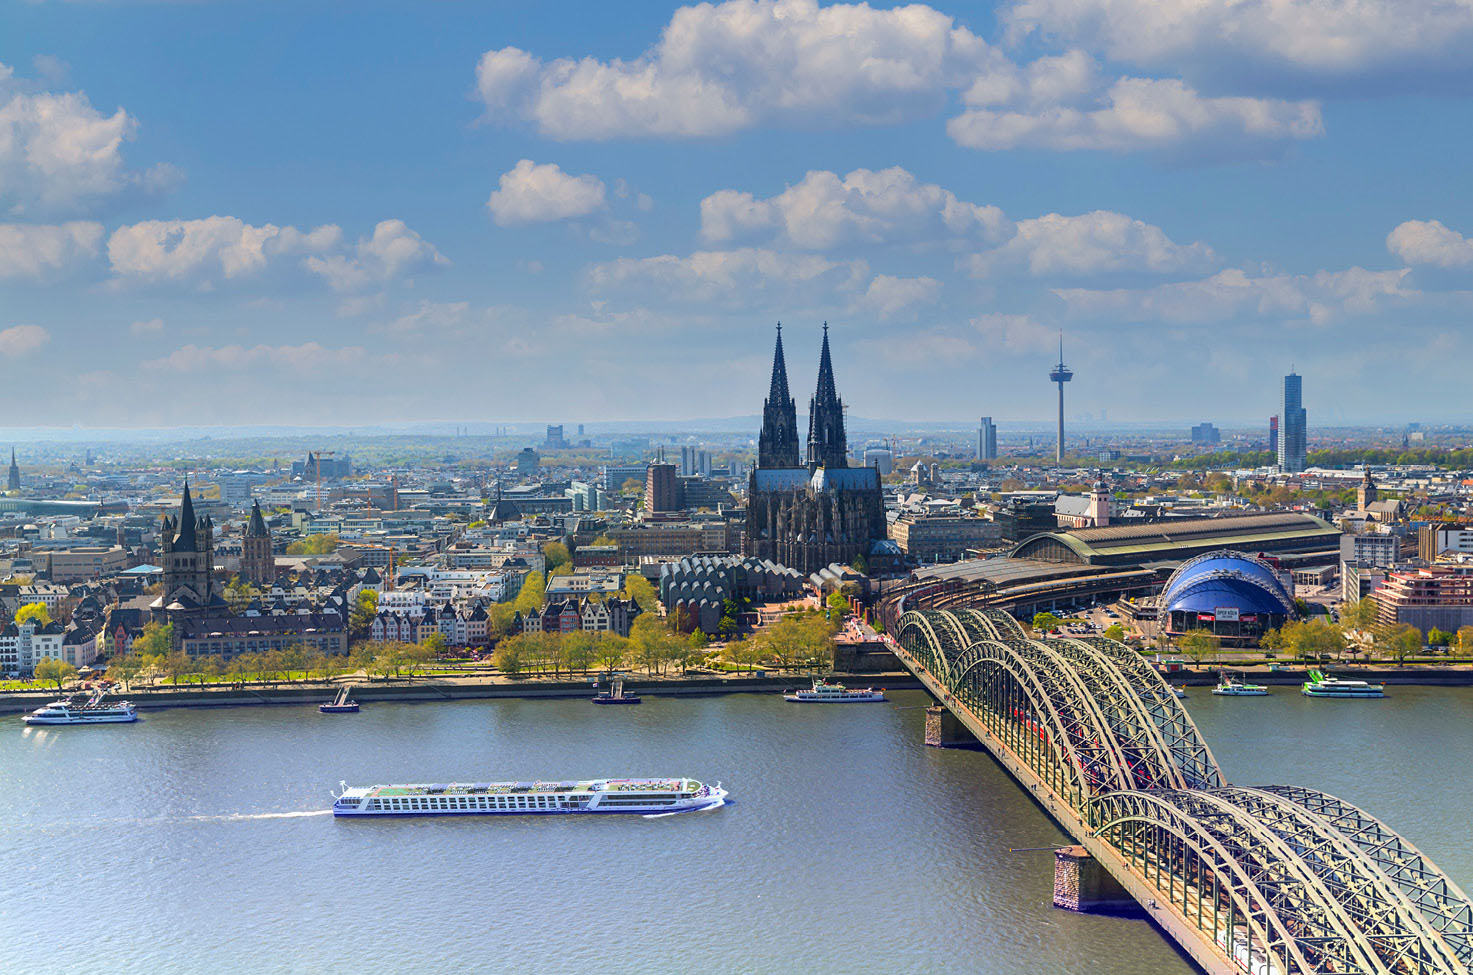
(332, 778, 727, 817)
(23, 692, 138, 725)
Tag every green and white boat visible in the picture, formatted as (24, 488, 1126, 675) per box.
(1212, 673, 1270, 697)
(1301, 669, 1384, 699)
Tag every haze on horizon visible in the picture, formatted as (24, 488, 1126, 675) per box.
(1, 0, 1469, 429)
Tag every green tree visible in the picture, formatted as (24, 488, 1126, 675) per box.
(825, 591, 850, 621)
(134, 621, 174, 657)
(622, 574, 658, 613)
(1427, 627, 1452, 648)
(488, 602, 519, 639)
(1103, 623, 1125, 642)
(493, 634, 526, 677)
(1285, 618, 1347, 664)
(513, 571, 546, 614)
(688, 629, 709, 651)
(14, 602, 52, 627)
(1457, 626, 1473, 658)
(1341, 598, 1379, 630)
(223, 577, 262, 614)
(419, 631, 448, 658)
(34, 657, 77, 690)
(349, 589, 379, 637)
(1178, 629, 1221, 666)
(106, 653, 140, 687)
(1381, 623, 1423, 664)
(1031, 611, 1062, 634)
(542, 541, 571, 572)
(286, 533, 339, 555)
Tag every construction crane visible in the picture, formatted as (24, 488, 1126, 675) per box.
(310, 450, 335, 511)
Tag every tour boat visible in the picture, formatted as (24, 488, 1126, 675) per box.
(1169, 686, 1188, 699)
(319, 686, 359, 713)
(1212, 675, 1270, 697)
(783, 678, 885, 702)
(331, 777, 727, 817)
(1301, 670, 1385, 699)
(23, 691, 138, 725)
(592, 676, 641, 705)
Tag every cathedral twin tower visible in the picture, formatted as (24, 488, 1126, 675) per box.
(745, 324, 885, 574)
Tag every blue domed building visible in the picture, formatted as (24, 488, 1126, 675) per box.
(1157, 551, 1297, 641)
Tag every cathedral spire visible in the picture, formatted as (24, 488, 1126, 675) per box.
(175, 481, 198, 551)
(806, 322, 848, 470)
(757, 323, 800, 468)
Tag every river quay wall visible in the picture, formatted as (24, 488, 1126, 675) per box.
(0, 672, 927, 716)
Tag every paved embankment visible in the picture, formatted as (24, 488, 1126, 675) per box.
(0, 672, 927, 715)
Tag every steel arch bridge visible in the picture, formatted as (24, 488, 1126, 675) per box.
(894, 608, 1473, 975)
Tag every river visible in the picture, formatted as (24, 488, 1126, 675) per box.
(2, 686, 1470, 974)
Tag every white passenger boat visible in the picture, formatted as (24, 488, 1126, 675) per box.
(332, 777, 728, 817)
(1212, 674, 1270, 697)
(1301, 670, 1384, 699)
(783, 678, 885, 702)
(23, 691, 138, 725)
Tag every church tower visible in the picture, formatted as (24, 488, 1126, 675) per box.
(1358, 467, 1378, 513)
(241, 499, 275, 585)
(160, 482, 217, 608)
(805, 323, 848, 470)
(7, 448, 19, 492)
(757, 324, 801, 469)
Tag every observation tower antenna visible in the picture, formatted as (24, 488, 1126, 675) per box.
(1048, 332, 1073, 464)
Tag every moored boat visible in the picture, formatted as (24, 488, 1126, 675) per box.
(319, 685, 359, 713)
(592, 676, 641, 705)
(1301, 669, 1384, 698)
(23, 690, 138, 725)
(1212, 673, 1270, 697)
(331, 777, 727, 816)
(783, 678, 885, 702)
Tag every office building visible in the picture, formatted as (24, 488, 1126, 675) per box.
(1190, 423, 1220, 445)
(977, 417, 997, 461)
(1278, 373, 1307, 472)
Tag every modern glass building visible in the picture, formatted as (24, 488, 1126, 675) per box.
(1278, 372, 1307, 472)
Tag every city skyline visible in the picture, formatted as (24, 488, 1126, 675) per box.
(2, 1, 1472, 427)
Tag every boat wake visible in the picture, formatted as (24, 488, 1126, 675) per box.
(188, 810, 333, 822)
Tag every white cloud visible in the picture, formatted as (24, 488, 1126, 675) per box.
(107, 216, 339, 282)
(130, 317, 164, 336)
(0, 221, 102, 278)
(383, 300, 471, 335)
(145, 341, 380, 374)
(1003, 0, 1473, 89)
(487, 159, 607, 226)
(0, 324, 49, 357)
(588, 246, 870, 303)
(970, 312, 1058, 353)
(948, 61, 1322, 157)
(1054, 266, 1416, 326)
(306, 219, 449, 292)
(475, 0, 995, 139)
(0, 63, 172, 211)
(700, 166, 1010, 249)
(107, 216, 443, 291)
(1387, 219, 1473, 269)
(967, 210, 1217, 276)
(857, 274, 942, 319)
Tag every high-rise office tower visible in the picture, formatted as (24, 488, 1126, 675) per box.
(1278, 373, 1307, 472)
(1049, 334, 1072, 464)
(1269, 415, 1279, 455)
(977, 416, 997, 461)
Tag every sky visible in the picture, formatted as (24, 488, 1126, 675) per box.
(0, 0, 1470, 431)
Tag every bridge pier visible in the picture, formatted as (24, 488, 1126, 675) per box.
(1052, 846, 1139, 915)
(924, 705, 977, 747)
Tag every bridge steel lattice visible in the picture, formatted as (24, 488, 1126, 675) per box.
(893, 608, 1473, 975)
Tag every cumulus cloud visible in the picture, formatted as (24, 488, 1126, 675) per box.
(948, 55, 1322, 158)
(700, 166, 1010, 249)
(1386, 219, 1473, 269)
(1054, 266, 1416, 326)
(474, 0, 995, 139)
(107, 216, 443, 291)
(1002, 0, 1473, 90)
(130, 317, 164, 336)
(305, 219, 449, 292)
(487, 159, 607, 226)
(0, 221, 102, 278)
(588, 246, 870, 303)
(0, 324, 49, 357)
(0, 63, 173, 211)
(857, 274, 942, 319)
(966, 210, 1217, 277)
(970, 312, 1058, 353)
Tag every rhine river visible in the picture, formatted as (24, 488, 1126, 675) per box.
(4, 686, 1472, 974)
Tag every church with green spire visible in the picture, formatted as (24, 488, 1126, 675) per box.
(745, 324, 885, 574)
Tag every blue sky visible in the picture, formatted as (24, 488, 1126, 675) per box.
(1, 0, 1470, 429)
